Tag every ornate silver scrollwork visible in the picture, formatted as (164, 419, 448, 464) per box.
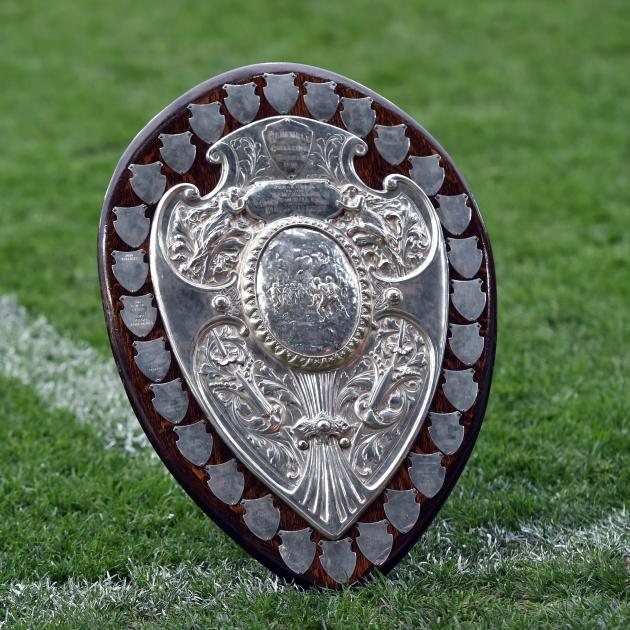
(151, 115, 449, 538)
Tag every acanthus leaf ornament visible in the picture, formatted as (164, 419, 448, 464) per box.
(99, 63, 496, 588)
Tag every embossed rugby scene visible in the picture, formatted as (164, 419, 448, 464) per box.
(98, 63, 496, 587)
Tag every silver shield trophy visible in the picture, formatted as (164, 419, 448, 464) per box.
(99, 63, 496, 588)
(151, 114, 448, 538)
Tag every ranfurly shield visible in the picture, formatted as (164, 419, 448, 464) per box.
(99, 64, 496, 588)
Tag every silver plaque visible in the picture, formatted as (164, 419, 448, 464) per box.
(150, 115, 449, 539)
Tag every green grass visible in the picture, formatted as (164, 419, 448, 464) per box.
(1, 0, 629, 627)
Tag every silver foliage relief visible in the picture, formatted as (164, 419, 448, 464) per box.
(166, 191, 258, 286)
(334, 185, 432, 281)
(308, 132, 347, 182)
(194, 316, 430, 530)
(165, 136, 272, 286)
(342, 317, 429, 477)
(195, 323, 301, 480)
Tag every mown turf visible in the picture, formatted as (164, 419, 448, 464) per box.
(0, 0, 629, 628)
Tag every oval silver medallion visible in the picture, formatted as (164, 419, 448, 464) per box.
(241, 217, 372, 370)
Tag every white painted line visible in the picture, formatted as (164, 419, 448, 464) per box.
(403, 507, 629, 576)
(0, 295, 147, 453)
(1, 562, 292, 623)
(1, 510, 627, 621)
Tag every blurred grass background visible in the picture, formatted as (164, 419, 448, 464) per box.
(0, 0, 629, 627)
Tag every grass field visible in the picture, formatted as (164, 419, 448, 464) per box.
(1, 0, 629, 627)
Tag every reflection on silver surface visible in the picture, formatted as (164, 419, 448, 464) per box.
(188, 102, 225, 144)
(112, 250, 148, 293)
(205, 458, 244, 504)
(151, 115, 449, 538)
(303, 81, 339, 121)
(428, 411, 463, 455)
(119, 294, 156, 338)
(374, 124, 409, 165)
(340, 97, 375, 137)
(113, 205, 149, 248)
(223, 82, 259, 124)
(174, 420, 213, 466)
(242, 495, 280, 541)
(449, 322, 484, 366)
(133, 337, 171, 382)
(435, 194, 471, 235)
(278, 528, 316, 574)
(447, 236, 482, 278)
(150, 378, 189, 423)
(409, 155, 445, 196)
(451, 279, 486, 321)
(319, 538, 356, 584)
(384, 488, 420, 533)
(129, 162, 166, 204)
(263, 73, 298, 114)
(408, 452, 445, 498)
(356, 520, 393, 565)
(159, 132, 196, 175)
(442, 368, 478, 412)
